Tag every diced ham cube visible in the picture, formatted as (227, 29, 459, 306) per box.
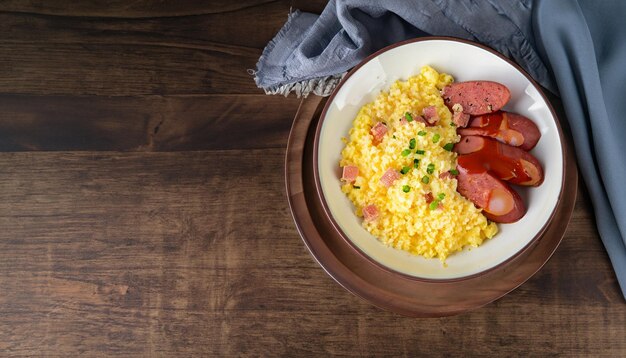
(451, 103, 470, 127)
(415, 115, 428, 125)
(370, 122, 388, 144)
(439, 171, 453, 180)
(380, 168, 400, 188)
(424, 192, 434, 204)
(453, 111, 471, 128)
(362, 204, 379, 221)
(422, 106, 440, 125)
(341, 165, 359, 183)
(401, 113, 429, 126)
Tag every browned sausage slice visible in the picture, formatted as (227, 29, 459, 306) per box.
(442, 81, 511, 116)
(455, 165, 526, 223)
(454, 136, 544, 186)
(458, 111, 541, 151)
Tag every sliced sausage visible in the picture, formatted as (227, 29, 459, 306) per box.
(458, 111, 541, 151)
(442, 81, 511, 116)
(455, 165, 526, 223)
(454, 136, 544, 186)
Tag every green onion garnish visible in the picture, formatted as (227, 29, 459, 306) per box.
(432, 133, 441, 143)
(402, 185, 411, 193)
(415, 149, 425, 155)
(426, 163, 435, 174)
(421, 176, 430, 184)
(405, 112, 414, 122)
(400, 166, 411, 175)
(353, 186, 361, 189)
(429, 201, 439, 210)
(418, 131, 427, 136)
(393, 135, 397, 139)
(443, 143, 454, 151)
(409, 138, 416, 149)
(450, 122, 457, 127)
(450, 169, 459, 176)
(437, 193, 445, 200)
(401, 149, 411, 157)
(413, 158, 420, 169)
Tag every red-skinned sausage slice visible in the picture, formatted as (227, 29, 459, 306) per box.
(458, 111, 541, 151)
(454, 136, 544, 186)
(455, 165, 526, 223)
(442, 81, 511, 116)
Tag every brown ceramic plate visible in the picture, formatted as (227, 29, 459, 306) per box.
(314, 37, 566, 280)
(285, 93, 577, 317)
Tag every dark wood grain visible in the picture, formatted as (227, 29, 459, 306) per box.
(0, 0, 623, 356)
(0, 1, 294, 96)
(0, 94, 300, 151)
(0, 152, 624, 355)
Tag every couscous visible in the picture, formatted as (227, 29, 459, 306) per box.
(340, 66, 498, 261)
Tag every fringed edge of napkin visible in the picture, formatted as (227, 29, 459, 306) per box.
(250, 72, 346, 98)
(249, 8, 347, 98)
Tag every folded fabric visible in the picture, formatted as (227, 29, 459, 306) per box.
(254, 0, 626, 299)
(253, 0, 555, 97)
(534, 0, 626, 299)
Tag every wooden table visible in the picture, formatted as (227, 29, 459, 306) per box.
(0, 1, 623, 356)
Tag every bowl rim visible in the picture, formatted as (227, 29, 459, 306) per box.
(312, 36, 567, 283)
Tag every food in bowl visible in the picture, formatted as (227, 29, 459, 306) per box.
(339, 65, 544, 261)
(339, 66, 498, 261)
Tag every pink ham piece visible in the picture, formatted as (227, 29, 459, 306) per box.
(370, 122, 388, 144)
(439, 171, 453, 180)
(362, 204, 379, 221)
(341, 165, 359, 183)
(422, 106, 440, 125)
(399, 117, 409, 126)
(452, 110, 471, 128)
(380, 168, 401, 188)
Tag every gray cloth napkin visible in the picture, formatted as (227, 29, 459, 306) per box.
(254, 0, 626, 299)
(253, 0, 554, 96)
(534, 0, 626, 299)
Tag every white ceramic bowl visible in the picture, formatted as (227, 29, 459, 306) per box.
(314, 37, 564, 280)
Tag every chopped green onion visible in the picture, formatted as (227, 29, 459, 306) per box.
(400, 166, 411, 175)
(418, 131, 427, 136)
(450, 169, 459, 176)
(401, 149, 411, 157)
(402, 185, 411, 193)
(353, 185, 361, 189)
(415, 149, 425, 155)
(409, 138, 416, 149)
(413, 159, 420, 169)
(421, 176, 430, 184)
(393, 135, 397, 139)
(426, 163, 435, 174)
(405, 112, 414, 122)
(429, 200, 439, 210)
(450, 122, 457, 127)
(437, 193, 445, 200)
(443, 143, 454, 151)
(432, 133, 441, 143)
